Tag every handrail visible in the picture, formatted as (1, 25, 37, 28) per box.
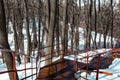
(74, 48, 120, 80)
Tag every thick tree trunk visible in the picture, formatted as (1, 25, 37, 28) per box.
(0, 0, 19, 80)
(60, 0, 67, 59)
(44, 0, 57, 78)
(45, 0, 56, 65)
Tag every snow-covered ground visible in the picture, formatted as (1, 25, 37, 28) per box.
(0, 62, 36, 80)
(66, 49, 120, 80)
(79, 58, 120, 80)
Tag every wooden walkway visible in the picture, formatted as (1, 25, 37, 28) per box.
(36, 59, 85, 80)
(36, 56, 115, 80)
(35, 48, 120, 80)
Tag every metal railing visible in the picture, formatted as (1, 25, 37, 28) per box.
(0, 49, 37, 80)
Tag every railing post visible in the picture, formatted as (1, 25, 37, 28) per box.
(24, 55, 26, 80)
(31, 56, 33, 80)
(96, 54, 101, 80)
(86, 51, 89, 79)
(74, 57, 78, 72)
(12, 51, 17, 80)
(36, 58, 37, 78)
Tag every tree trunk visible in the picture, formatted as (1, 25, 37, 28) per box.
(110, 0, 113, 48)
(103, 34, 107, 48)
(11, 0, 22, 64)
(37, 0, 42, 60)
(0, 0, 19, 79)
(16, 0, 24, 56)
(45, 0, 56, 65)
(60, 0, 67, 59)
(93, 0, 97, 49)
(18, 21, 24, 56)
(12, 20, 21, 64)
(24, 0, 32, 62)
(44, 0, 57, 78)
(32, 15, 37, 50)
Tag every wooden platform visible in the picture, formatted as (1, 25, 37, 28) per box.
(36, 53, 116, 80)
(36, 59, 85, 80)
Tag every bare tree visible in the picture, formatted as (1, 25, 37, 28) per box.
(24, 0, 32, 62)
